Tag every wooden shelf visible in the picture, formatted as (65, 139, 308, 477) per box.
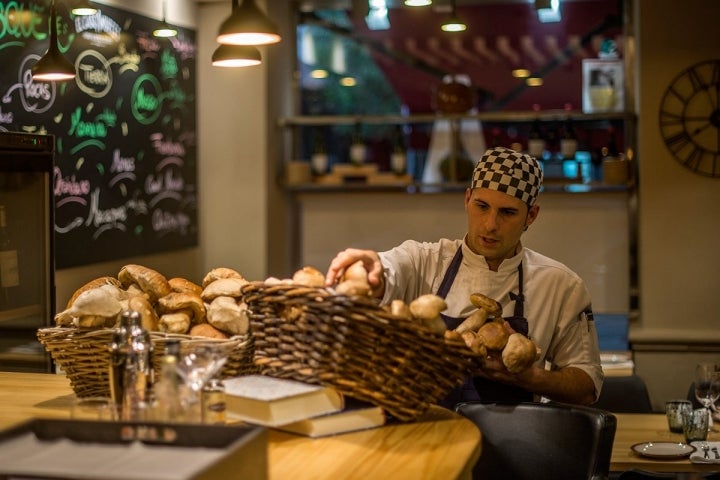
(278, 110, 635, 127)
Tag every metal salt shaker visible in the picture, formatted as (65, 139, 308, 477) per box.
(115, 310, 154, 421)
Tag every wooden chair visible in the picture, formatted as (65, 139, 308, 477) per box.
(594, 375, 654, 413)
(456, 401, 617, 480)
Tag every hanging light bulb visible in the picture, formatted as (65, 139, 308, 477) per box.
(211, 44, 262, 67)
(153, 0, 177, 38)
(32, 0, 75, 82)
(71, 0, 97, 16)
(441, 0, 466, 33)
(216, 0, 281, 46)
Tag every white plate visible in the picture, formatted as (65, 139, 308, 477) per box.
(631, 442, 696, 459)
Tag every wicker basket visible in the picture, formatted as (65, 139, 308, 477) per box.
(240, 281, 478, 421)
(37, 327, 256, 398)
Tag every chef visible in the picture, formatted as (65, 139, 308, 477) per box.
(325, 147, 603, 407)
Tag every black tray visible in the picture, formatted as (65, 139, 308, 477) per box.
(0, 418, 267, 480)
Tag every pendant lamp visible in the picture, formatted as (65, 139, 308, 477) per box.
(216, 0, 281, 46)
(32, 0, 76, 82)
(71, 0, 97, 16)
(211, 44, 262, 67)
(441, 0, 466, 33)
(153, 0, 177, 38)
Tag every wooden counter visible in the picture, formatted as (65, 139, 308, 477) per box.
(612, 413, 720, 474)
(0, 372, 481, 480)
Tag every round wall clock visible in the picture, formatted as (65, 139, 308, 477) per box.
(658, 59, 720, 178)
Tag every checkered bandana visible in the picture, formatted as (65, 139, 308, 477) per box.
(470, 147, 543, 206)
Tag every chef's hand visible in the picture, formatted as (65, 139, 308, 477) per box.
(325, 248, 385, 298)
(473, 321, 534, 384)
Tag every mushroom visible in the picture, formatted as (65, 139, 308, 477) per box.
(502, 333, 539, 373)
(476, 321, 510, 350)
(292, 266, 326, 287)
(118, 264, 171, 304)
(202, 267, 245, 288)
(455, 292, 503, 334)
(409, 294, 448, 336)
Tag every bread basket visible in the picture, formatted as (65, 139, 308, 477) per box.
(240, 281, 477, 421)
(37, 327, 256, 398)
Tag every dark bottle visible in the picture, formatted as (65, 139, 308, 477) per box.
(559, 117, 578, 160)
(527, 118, 546, 160)
(0, 205, 19, 310)
(390, 125, 407, 175)
(349, 122, 366, 165)
(311, 129, 328, 175)
(440, 121, 474, 182)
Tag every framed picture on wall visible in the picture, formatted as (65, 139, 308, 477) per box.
(582, 59, 625, 113)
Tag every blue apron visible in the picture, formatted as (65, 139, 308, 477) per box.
(438, 246, 533, 409)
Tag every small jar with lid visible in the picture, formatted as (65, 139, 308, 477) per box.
(202, 377, 226, 424)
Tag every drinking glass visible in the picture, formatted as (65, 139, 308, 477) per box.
(682, 408, 710, 443)
(666, 399, 693, 433)
(694, 364, 720, 429)
(175, 346, 228, 422)
(71, 396, 118, 421)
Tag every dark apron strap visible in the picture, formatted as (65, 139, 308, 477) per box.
(436, 246, 533, 407)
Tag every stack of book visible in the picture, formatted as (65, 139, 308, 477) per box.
(223, 375, 387, 438)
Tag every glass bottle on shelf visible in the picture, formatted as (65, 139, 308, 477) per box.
(390, 125, 407, 175)
(527, 118, 546, 160)
(349, 122, 366, 165)
(0, 205, 19, 310)
(311, 129, 328, 175)
(560, 117, 578, 160)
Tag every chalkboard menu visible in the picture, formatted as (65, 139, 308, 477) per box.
(0, 2, 198, 268)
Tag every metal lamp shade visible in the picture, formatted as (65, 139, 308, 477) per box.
(216, 0, 281, 46)
(211, 44, 262, 67)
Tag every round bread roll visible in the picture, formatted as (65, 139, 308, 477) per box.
(502, 333, 538, 373)
(189, 323, 228, 339)
(477, 321, 509, 350)
(292, 266, 326, 287)
(342, 260, 367, 283)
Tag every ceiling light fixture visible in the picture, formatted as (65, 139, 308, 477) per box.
(405, 0, 432, 6)
(71, 0, 97, 16)
(211, 44, 262, 67)
(32, 0, 76, 82)
(217, 0, 281, 46)
(441, 0, 466, 33)
(153, 0, 177, 38)
(526, 77, 544, 87)
(512, 68, 531, 79)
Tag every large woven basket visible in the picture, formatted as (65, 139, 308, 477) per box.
(241, 281, 478, 421)
(37, 327, 256, 398)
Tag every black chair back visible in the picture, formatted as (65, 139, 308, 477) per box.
(594, 375, 653, 413)
(456, 401, 617, 480)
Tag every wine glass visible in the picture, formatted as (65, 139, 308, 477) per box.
(693, 363, 720, 427)
(175, 345, 228, 422)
